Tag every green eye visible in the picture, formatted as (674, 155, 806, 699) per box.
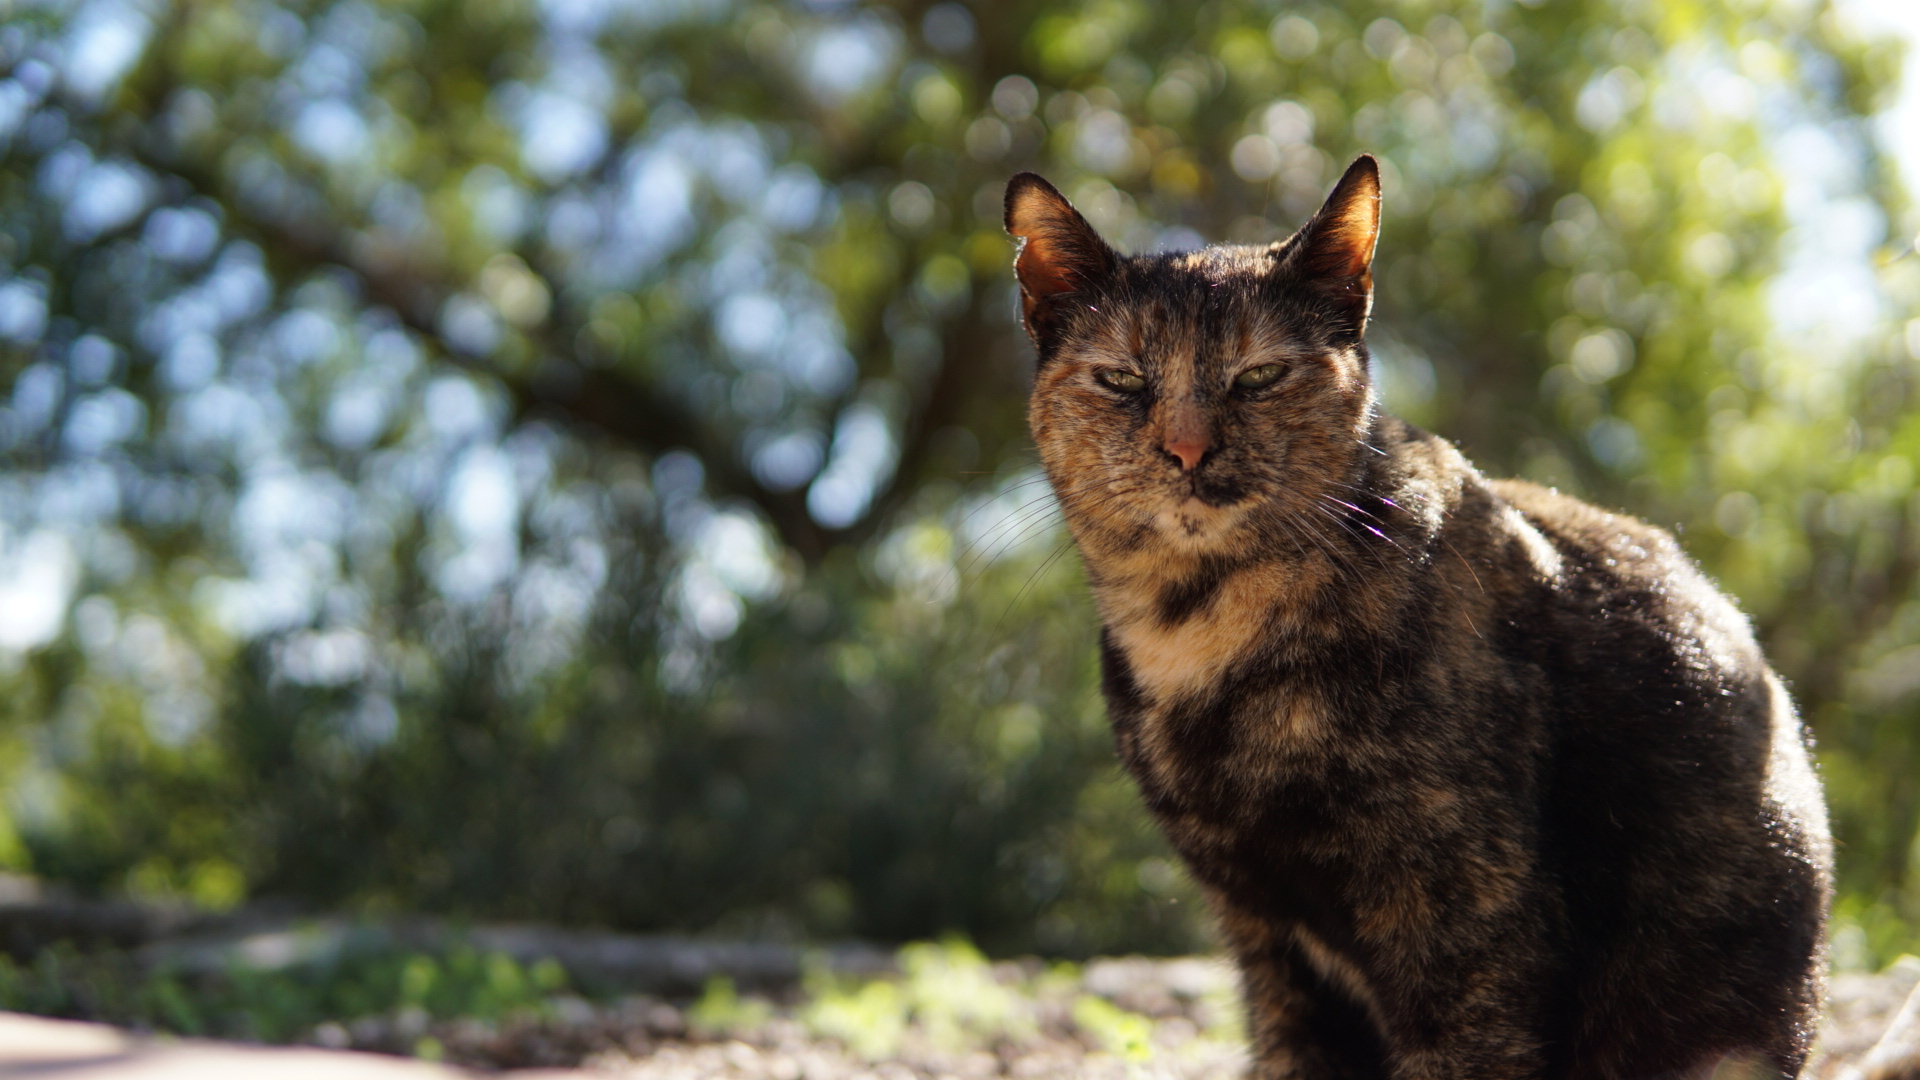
(1096, 369, 1148, 392)
(1235, 364, 1285, 389)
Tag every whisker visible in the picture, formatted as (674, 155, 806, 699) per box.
(1311, 505, 1395, 566)
(986, 505, 1070, 560)
(949, 474, 1057, 534)
(954, 474, 1145, 583)
(953, 500, 1065, 582)
(1269, 504, 1350, 582)
(946, 496, 1056, 579)
(962, 491, 1060, 546)
(994, 536, 1083, 634)
(931, 475, 1111, 600)
(955, 477, 1125, 561)
(1315, 494, 1409, 554)
(1438, 536, 1488, 599)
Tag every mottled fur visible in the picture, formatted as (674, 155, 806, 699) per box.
(1005, 158, 1831, 1080)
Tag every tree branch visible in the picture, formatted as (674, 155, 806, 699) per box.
(109, 22, 1028, 565)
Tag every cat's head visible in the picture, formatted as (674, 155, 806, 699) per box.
(1006, 156, 1382, 563)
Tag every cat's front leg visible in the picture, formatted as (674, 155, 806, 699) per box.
(1373, 945, 1556, 1080)
(1235, 930, 1392, 1080)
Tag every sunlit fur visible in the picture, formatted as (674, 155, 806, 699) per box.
(1008, 160, 1831, 1080)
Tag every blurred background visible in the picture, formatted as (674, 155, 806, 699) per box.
(0, 0, 1916, 969)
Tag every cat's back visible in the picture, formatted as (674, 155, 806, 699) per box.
(1379, 444, 1817, 832)
(1467, 473, 1802, 812)
(1476, 475, 1768, 685)
(1465, 473, 1830, 1073)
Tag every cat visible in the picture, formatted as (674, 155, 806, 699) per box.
(1004, 156, 1832, 1079)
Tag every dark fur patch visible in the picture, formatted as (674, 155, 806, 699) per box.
(1098, 628, 1146, 754)
(1155, 555, 1242, 625)
(1244, 934, 1390, 1080)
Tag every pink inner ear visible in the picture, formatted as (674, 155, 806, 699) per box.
(1318, 208, 1378, 280)
(1005, 175, 1117, 327)
(1300, 157, 1382, 282)
(1015, 235, 1080, 300)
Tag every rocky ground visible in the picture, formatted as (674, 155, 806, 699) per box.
(7, 963, 1920, 1079)
(6, 955, 1919, 1079)
(308, 952, 1249, 1078)
(1818, 957, 1920, 1080)
(304, 953, 1920, 1079)
(2, 879, 1916, 1079)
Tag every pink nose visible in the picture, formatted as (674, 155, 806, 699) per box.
(1166, 435, 1211, 471)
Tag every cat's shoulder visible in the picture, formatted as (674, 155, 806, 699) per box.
(1481, 476, 1687, 573)
(1476, 475, 1761, 658)
(1372, 417, 1696, 586)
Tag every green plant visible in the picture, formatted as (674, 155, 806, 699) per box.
(0, 939, 572, 1042)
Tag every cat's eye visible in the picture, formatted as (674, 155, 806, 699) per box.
(1096, 369, 1148, 393)
(1235, 364, 1285, 389)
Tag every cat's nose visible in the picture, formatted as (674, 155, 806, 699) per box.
(1165, 433, 1212, 471)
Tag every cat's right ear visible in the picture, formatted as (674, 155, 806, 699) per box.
(1272, 155, 1382, 336)
(1005, 173, 1117, 342)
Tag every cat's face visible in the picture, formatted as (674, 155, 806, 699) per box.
(1007, 158, 1384, 564)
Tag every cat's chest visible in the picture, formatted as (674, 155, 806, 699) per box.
(1096, 576, 1278, 706)
(1108, 615, 1266, 706)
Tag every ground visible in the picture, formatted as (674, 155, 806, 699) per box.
(0, 946, 1914, 1079)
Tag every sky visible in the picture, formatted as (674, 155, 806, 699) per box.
(1838, 0, 1920, 207)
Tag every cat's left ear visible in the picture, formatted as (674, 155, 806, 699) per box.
(1274, 155, 1382, 332)
(1006, 173, 1118, 342)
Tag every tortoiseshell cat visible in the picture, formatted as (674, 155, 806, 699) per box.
(1004, 157, 1831, 1079)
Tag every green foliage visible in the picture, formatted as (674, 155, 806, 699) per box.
(0, 0, 1914, 963)
(1071, 993, 1155, 1061)
(796, 939, 1244, 1066)
(0, 934, 1247, 1069)
(689, 976, 774, 1037)
(0, 939, 569, 1043)
(802, 938, 1037, 1058)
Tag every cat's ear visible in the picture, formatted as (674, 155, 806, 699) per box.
(1273, 155, 1381, 332)
(1005, 173, 1118, 340)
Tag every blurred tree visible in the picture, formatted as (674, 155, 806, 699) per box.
(0, 0, 1914, 960)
